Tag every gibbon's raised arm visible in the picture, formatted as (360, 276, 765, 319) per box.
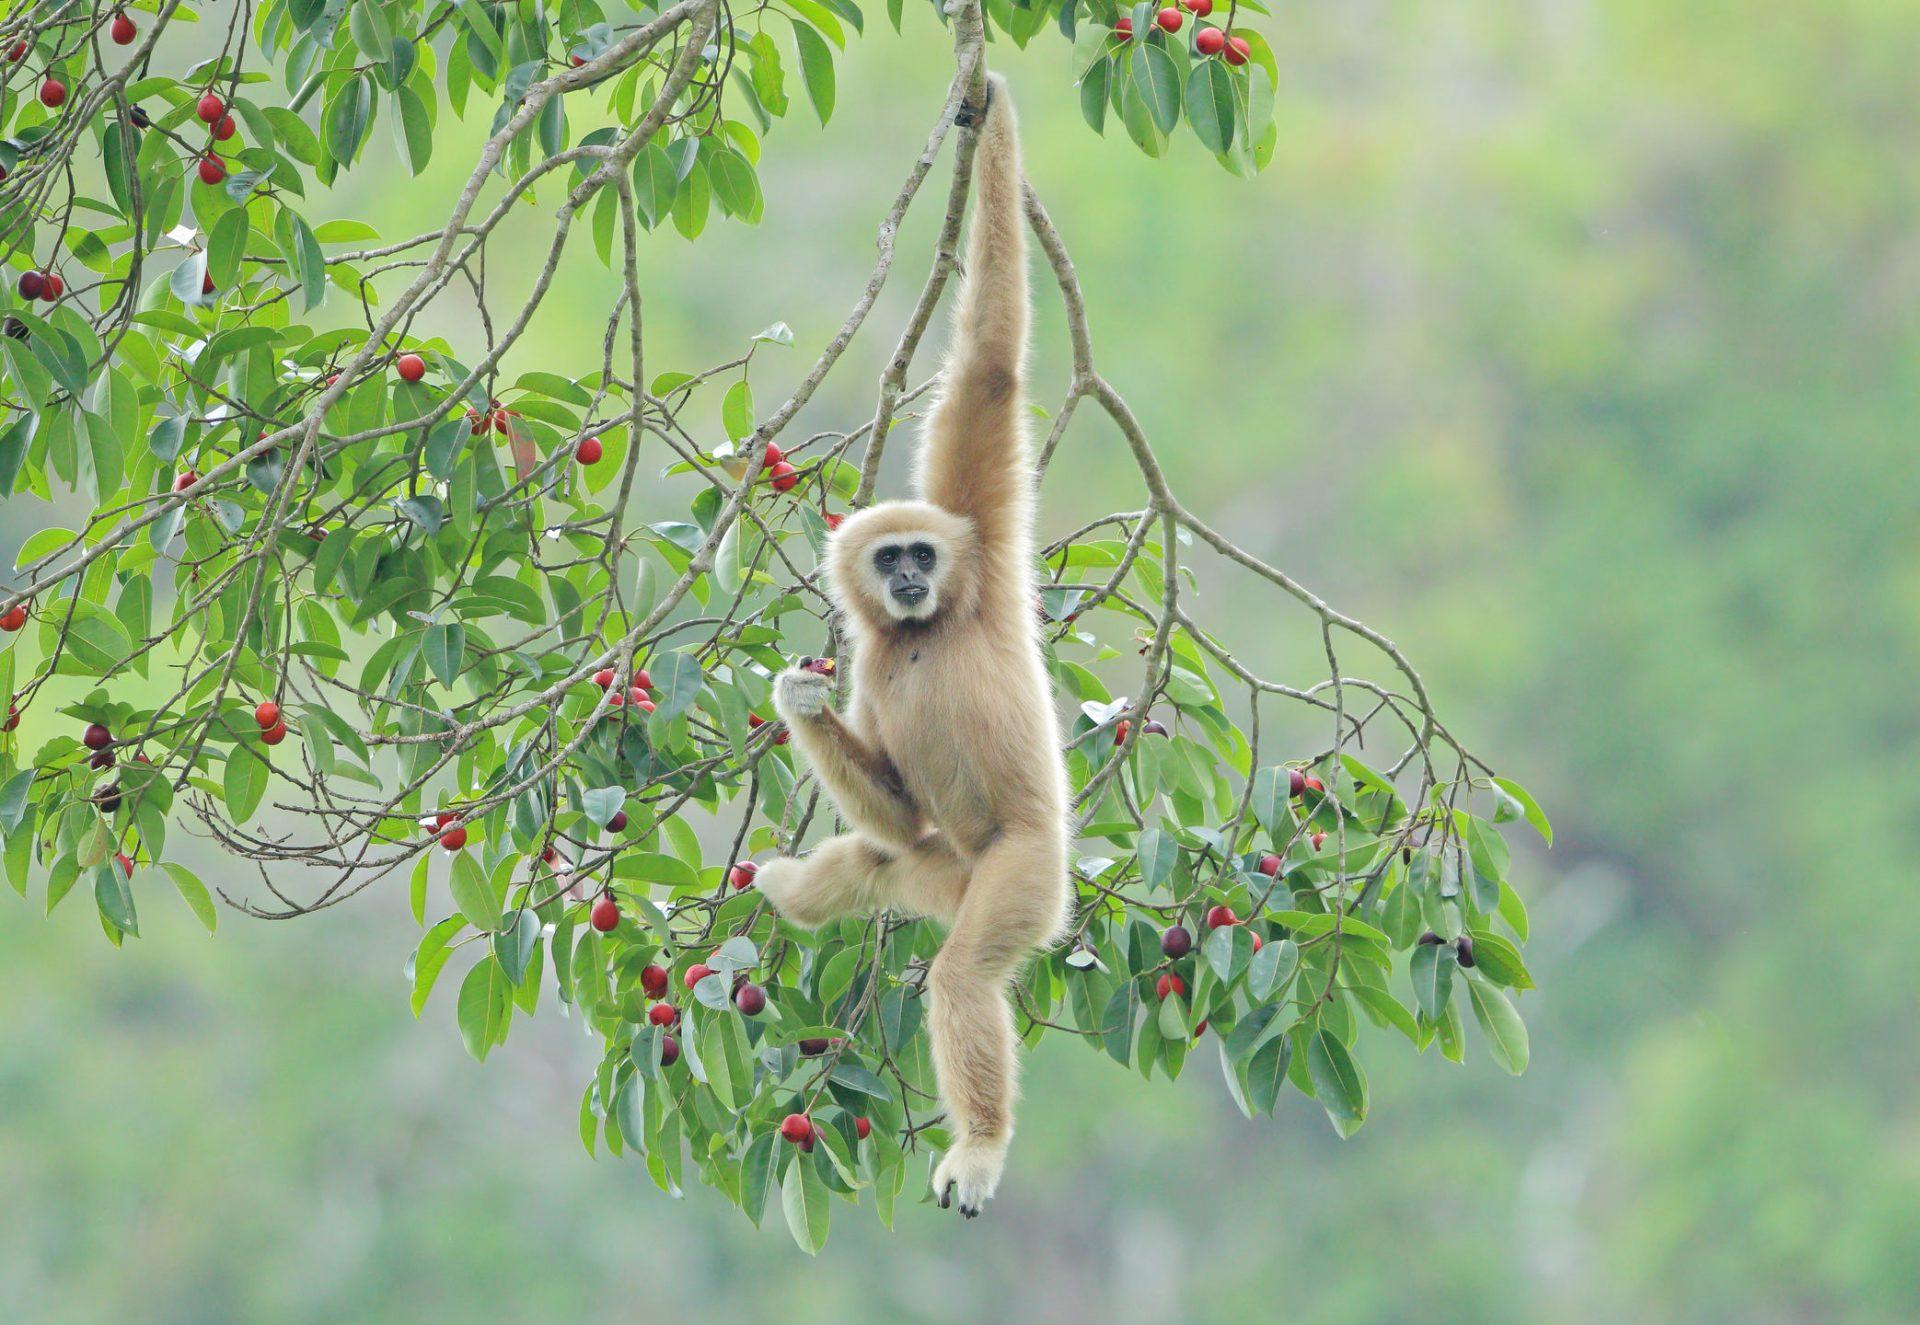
(914, 76, 1031, 562)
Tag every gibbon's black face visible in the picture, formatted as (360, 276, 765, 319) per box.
(871, 539, 942, 621)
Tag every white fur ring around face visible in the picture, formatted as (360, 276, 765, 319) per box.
(774, 667, 831, 721)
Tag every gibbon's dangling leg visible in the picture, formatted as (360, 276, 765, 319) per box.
(927, 827, 1066, 1217)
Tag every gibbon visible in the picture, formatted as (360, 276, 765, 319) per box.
(755, 74, 1070, 1218)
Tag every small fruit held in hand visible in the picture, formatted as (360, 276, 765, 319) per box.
(734, 983, 767, 1015)
(197, 91, 225, 122)
(575, 435, 602, 465)
(394, 353, 426, 383)
(1205, 903, 1239, 929)
(1160, 924, 1192, 958)
(799, 656, 835, 677)
(83, 723, 112, 750)
(729, 860, 759, 890)
(683, 963, 713, 990)
(590, 893, 620, 932)
(1155, 972, 1187, 1001)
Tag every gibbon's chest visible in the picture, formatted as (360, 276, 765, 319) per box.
(859, 638, 986, 797)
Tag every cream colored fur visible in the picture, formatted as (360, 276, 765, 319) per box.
(756, 75, 1069, 1218)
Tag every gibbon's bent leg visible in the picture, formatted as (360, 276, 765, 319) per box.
(927, 826, 1067, 1217)
(772, 667, 923, 849)
(753, 833, 969, 930)
(914, 73, 1032, 559)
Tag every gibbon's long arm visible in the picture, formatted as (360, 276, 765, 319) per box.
(915, 77, 1031, 562)
(783, 704, 926, 849)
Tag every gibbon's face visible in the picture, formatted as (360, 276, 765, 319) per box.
(826, 501, 978, 631)
(868, 535, 945, 621)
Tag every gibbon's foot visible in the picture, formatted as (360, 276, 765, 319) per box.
(933, 1135, 1008, 1218)
(955, 77, 996, 128)
(749, 855, 807, 920)
(773, 666, 831, 721)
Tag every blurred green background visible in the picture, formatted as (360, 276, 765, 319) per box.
(6, 1, 1919, 1320)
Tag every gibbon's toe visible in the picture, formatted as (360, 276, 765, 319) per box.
(932, 1137, 1007, 1218)
(774, 667, 831, 721)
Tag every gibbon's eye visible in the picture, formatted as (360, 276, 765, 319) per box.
(873, 546, 900, 572)
(910, 543, 937, 571)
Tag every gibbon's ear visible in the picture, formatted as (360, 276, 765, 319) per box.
(826, 500, 980, 634)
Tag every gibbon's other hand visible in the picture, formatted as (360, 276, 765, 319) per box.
(773, 666, 832, 722)
(954, 75, 996, 129)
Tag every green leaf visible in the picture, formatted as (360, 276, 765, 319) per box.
(1409, 941, 1454, 1022)
(424, 622, 465, 687)
(449, 850, 498, 930)
(94, 863, 138, 936)
(455, 956, 511, 1060)
(791, 21, 836, 125)
(1246, 935, 1298, 1000)
(161, 862, 217, 934)
(722, 378, 754, 442)
(1466, 978, 1529, 1074)
(781, 1150, 831, 1253)
(1130, 43, 1181, 135)
(1079, 55, 1110, 134)
(648, 650, 703, 723)
(493, 908, 540, 986)
(1186, 58, 1234, 153)
(1306, 1027, 1367, 1131)
(1492, 776, 1552, 844)
(1135, 828, 1178, 892)
(223, 747, 269, 822)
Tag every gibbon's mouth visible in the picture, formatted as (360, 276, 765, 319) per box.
(884, 586, 937, 621)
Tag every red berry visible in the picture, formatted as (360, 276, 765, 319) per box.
(201, 272, 216, 295)
(1114, 16, 1133, 38)
(734, 983, 766, 1016)
(633, 668, 652, 690)
(647, 1002, 678, 1027)
(1311, 831, 1327, 850)
(433, 811, 458, 829)
(569, 54, 586, 68)
(491, 408, 509, 433)
(111, 12, 137, 43)
(212, 114, 235, 142)
(1161, 925, 1192, 958)
(197, 155, 225, 185)
(823, 511, 844, 532)
(262, 721, 287, 746)
(854, 1116, 872, 1140)
(39, 78, 65, 108)
(1143, 719, 1169, 736)
(767, 460, 799, 493)
(634, 697, 655, 715)
(8, 41, 27, 60)
(575, 435, 602, 465)
(659, 1033, 680, 1065)
(1251, 933, 1264, 953)
(1195, 26, 1225, 55)
(1156, 7, 1182, 32)
(114, 851, 134, 876)
(798, 1037, 830, 1057)
(1186, 0, 1212, 14)
(590, 894, 620, 931)
(1304, 775, 1324, 794)
(196, 91, 224, 123)
(0, 604, 27, 632)
(606, 690, 625, 708)
(1224, 34, 1250, 65)
(626, 685, 648, 706)
(1205, 903, 1238, 929)
(729, 860, 759, 890)
(641, 964, 669, 997)
(41, 272, 62, 301)
(17, 271, 44, 300)
(83, 723, 111, 750)
(1288, 767, 1307, 796)
(779, 1113, 813, 1144)
(467, 409, 488, 435)
(439, 825, 468, 851)
(683, 963, 713, 990)
(2, 703, 18, 733)
(1114, 719, 1130, 744)
(395, 353, 426, 383)
(760, 441, 784, 469)
(1257, 853, 1281, 877)
(607, 810, 627, 832)
(592, 668, 615, 688)
(1155, 972, 1187, 1001)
